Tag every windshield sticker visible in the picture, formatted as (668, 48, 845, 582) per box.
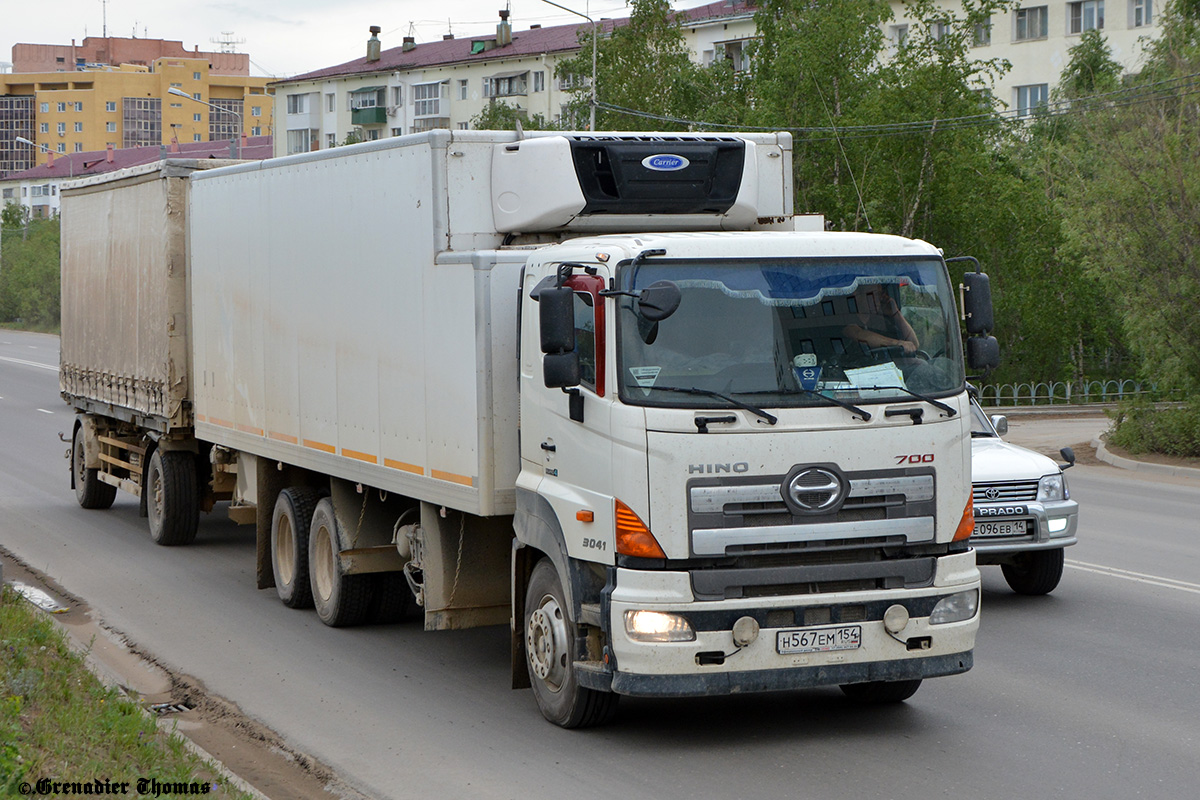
(844, 363, 907, 395)
(628, 366, 662, 396)
(792, 355, 823, 391)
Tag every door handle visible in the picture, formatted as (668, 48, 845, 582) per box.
(540, 442, 556, 452)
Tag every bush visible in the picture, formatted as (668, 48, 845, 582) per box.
(1107, 396, 1200, 457)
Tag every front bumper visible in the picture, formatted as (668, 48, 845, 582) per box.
(971, 498, 1078, 562)
(584, 551, 980, 698)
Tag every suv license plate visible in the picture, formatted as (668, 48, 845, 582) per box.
(973, 520, 1028, 537)
(776, 625, 862, 655)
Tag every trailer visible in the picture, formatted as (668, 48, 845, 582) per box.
(62, 131, 997, 727)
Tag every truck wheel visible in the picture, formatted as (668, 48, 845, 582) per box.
(73, 425, 116, 510)
(309, 498, 372, 627)
(1001, 549, 1064, 595)
(271, 488, 320, 609)
(146, 448, 199, 546)
(840, 679, 922, 703)
(524, 559, 618, 728)
(369, 572, 417, 624)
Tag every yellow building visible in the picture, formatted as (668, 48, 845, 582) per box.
(1, 56, 273, 177)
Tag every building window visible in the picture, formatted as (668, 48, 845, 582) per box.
(57, 143, 66, 153)
(483, 72, 528, 98)
(974, 19, 993, 46)
(1016, 84, 1049, 116)
(40, 122, 50, 133)
(286, 128, 317, 154)
(122, 97, 162, 148)
(209, 99, 243, 142)
(1132, 0, 1152, 26)
(194, 113, 202, 122)
(326, 92, 335, 112)
(194, 134, 202, 142)
(392, 86, 404, 106)
(533, 71, 545, 92)
(252, 106, 261, 117)
(287, 94, 310, 114)
(106, 101, 116, 112)
(391, 127, 404, 137)
(192, 92, 202, 101)
(74, 142, 84, 152)
(107, 121, 117, 132)
(57, 102, 67, 112)
(1015, 6, 1049, 40)
(193, 71, 202, 80)
(75, 102, 83, 111)
(458, 79, 468, 100)
(170, 103, 183, 109)
(349, 88, 384, 110)
(40, 102, 49, 113)
(457, 121, 469, 130)
(57, 122, 66, 134)
(365, 129, 381, 141)
(252, 126, 261, 136)
(325, 133, 336, 148)
(1069, 1, 1105, 33)
(890, 24, 909, 47)
(171, 82, 182, 88)
(413, 82, 448, 117)
(74, 122, 83, 132)
(715, 40, 751, 71)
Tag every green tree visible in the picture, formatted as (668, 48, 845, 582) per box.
(0, 209, 61, 329)
(470, 101, 555, 131)
(1057, 29, 1123, 98)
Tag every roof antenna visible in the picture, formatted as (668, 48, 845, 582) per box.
(813, 78, 872, 233)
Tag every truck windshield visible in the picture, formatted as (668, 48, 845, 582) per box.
(615, 257, 964, 409)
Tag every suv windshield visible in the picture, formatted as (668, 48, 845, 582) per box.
(616, 257, 964, 409)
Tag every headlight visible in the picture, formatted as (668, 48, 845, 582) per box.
(1037, 473, 1066, 502)
(930, 590, 979, 625)
(624, 610, 696, 643)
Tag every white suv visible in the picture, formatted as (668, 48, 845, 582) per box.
(970, 399, 1079, 595)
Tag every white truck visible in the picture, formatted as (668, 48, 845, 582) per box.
(61, 131, 997, 727)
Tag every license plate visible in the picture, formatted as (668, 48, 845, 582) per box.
(776, 625, 862, 655)
(972, 519, 1028, 537)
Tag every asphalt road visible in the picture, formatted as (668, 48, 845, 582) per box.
(3, 329, 1198, 800)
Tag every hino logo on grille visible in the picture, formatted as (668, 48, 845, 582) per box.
(782, 465, 846, 514)
(642, 154, 690, 172)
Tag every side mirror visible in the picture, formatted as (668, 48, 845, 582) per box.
(966, 335, 1000, 371)
(539, 286, 576, 354)
(543, 351, 581, 389)
(961, 272, 994, 335)
(637, 280, 681, 322)
(1059, 446, 1076, 470)
(990, 414, 1009, 437)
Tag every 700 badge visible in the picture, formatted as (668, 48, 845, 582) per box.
(896, 453, 934, 465)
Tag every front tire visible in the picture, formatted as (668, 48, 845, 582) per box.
(524, 559, 618, 728)
(72, 425, 116, 510)
(309, 498, 372, 627)
(272, 488, 320, 609)
(1002, 549, 1065, 595)
(146, 447, 199, 546)
(840, 679, 923, 703)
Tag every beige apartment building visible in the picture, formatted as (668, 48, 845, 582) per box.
(274, 0, 1161, 158)
(1, 36, 274, 178)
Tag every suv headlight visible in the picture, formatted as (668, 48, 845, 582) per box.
(1037, 473, 1067, 502)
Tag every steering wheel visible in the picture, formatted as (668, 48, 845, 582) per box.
(868, 346, 930, 362)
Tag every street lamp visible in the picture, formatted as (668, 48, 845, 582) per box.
(539, 0, 598, 131)
(167, 86, 243, 158)
(15, 136, 73, 178)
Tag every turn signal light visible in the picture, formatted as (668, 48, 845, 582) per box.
(615, 499, 666, 558)
(953, 495, 974, 542)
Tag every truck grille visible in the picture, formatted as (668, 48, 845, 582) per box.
(973, 480, 1038, 503)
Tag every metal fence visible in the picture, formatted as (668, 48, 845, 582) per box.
(977, 380, 1155, 407)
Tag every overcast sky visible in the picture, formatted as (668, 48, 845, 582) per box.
(2, 0, 717, 79)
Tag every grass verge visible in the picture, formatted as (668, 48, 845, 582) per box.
(1107, 396, 1200, 458)
(0, 583, 254, 798)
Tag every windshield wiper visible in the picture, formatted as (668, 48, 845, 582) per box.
(652, 385, 778, 426)
(860, 385, 957, 417)
(786, 387, 873, 422)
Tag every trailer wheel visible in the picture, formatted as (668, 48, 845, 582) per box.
(73, 425, 116, 510)
(1001, 548, 1065, 595)
(840, 679, 922, 704)
(309, 498, 372, 627)
(524, 559, 618, 728)
(369, 572, 417, 624)
(146, 447, 199, 546)
(271, 488, 321, 609)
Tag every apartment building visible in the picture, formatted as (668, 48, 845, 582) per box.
(1, 37, 274, 178)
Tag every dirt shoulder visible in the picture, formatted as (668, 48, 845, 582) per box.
(1, 549, 369, 800)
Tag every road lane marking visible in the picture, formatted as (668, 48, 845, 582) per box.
(0, 355, 57, 371)
(1067, 559, 1200, 596)
(37, 408, 54, 415)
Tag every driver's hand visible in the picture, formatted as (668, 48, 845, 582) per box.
(898, 339, 917, 354)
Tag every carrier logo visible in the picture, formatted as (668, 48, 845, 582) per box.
(642, 154, 690, 172)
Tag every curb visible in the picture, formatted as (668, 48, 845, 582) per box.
(1092, 437, 1200, 479)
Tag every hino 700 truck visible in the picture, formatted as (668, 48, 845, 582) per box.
(60, 130, 997, 727)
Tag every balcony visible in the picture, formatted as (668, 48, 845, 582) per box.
(351, 106, 387, 126)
